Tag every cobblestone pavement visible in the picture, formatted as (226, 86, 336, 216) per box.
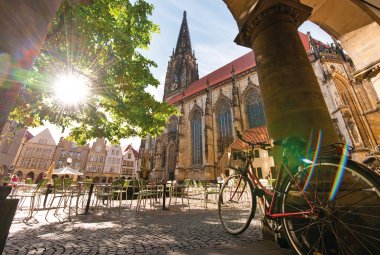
(4, 201, 263, 255)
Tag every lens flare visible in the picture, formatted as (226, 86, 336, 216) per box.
(329, 143, 349, 201)
(53, 72, 89, 105)
(302, 130, 322, 192)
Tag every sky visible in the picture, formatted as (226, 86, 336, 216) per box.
(29, 0, 335, 149)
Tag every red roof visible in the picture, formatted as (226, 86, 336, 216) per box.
(125, 144, 139, 158)
(229, 126, 270, 151)
(167, 32, 313, 105)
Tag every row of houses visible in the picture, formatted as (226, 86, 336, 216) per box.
(0, 122, 139, 183)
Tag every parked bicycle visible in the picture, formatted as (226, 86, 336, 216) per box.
(218, 131, 380, 255)
(363, 151, 380, 175)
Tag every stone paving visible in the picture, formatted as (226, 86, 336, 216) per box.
(3, 200, 263, 255)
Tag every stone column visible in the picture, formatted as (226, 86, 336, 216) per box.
(0, 0, 63, 182)
(204, 84, 215, 178)
(234, 0, 339, 147)
(231, 67, 243, 132)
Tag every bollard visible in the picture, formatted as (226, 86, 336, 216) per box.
(0, 186, 19, 254)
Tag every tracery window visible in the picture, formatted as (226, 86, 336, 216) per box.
(161, 146, 166, 168)
(245, 89, 265, 128)
(190, 108, 202, 165)
(216, 98, 233, 153)
(168, 144, 176, 173)
(168, 116, 178, 140)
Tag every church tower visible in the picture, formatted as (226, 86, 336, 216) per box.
(163, 11, 199, 102)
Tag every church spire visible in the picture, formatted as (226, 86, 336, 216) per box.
(175, 11, 192, 55)
(163, 11, 198, 102)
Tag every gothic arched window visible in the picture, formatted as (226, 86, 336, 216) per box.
(168, 116, 178, 141)
(190, 108, 202, 165)
(245, 89, 265, 128)
(161, 146, 166, 168)
(216, 98, 233, 153)
(168, 144, 176, 172)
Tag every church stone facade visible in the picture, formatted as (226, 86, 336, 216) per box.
(140, 12, 380, 181)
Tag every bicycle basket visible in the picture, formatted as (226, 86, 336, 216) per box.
(228, 150, 247, 171)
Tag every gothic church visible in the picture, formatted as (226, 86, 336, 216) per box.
(139, 11, 380, 180)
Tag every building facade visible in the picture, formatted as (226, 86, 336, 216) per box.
(52, 137, 89, 171)
(0, 120, 30, 176)
(84, 137, 107, 182)
(141, 12, 380, 181)
(121, 144, 139, 179)
(13, 128, 56, 182)
(103, 144, 122, 182)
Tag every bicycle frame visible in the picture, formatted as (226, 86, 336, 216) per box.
(241, 156, 316, 219)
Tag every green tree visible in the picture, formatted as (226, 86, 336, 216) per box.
(9, 0, 176, 144)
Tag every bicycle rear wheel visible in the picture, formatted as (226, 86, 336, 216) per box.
(218, 174, 255, 235)
(281, 158, 380, 255)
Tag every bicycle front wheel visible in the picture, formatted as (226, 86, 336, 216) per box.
(218, 174, 256, 235)
(281, 158, 380, 255)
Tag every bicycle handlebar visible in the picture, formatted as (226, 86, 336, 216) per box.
(236, 131, 271, 150)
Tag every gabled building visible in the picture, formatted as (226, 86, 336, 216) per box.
(0, 120, 30, 176)
(53, 137, 89, 171)
(84, 137, 107, 182)
(121, 144, 139, 179)
(103, 144, 122, 182)
(14, 128, 56, 183)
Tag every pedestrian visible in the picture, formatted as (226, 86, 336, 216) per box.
(11, 174, 19, 182)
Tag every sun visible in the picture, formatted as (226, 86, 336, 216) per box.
(53, 72, 90, 105)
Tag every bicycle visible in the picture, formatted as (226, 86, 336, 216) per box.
(218, 132, 380, 255)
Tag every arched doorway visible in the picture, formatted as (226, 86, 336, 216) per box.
(15, 171, 23, 179)
(26, 171, 34, 181)
(36, 172, 44, 183)
(93, 176, 100, 183)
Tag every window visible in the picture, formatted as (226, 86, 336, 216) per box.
(168, 144, 176, 172)
(246, 88, 265, 128)
(216, 98, 233, 153)
(256, 167, 263, 179)
(127, 153, 131, 159)
(190, 108, 202, 165)
(254, 150, 260, 158)
(126, 161, 134, 167)
(161, 146, 166, 168)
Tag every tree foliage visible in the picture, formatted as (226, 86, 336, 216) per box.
(9, 0, 176, 144)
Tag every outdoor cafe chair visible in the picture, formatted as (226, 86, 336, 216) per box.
(110, 179, 126, 212)
(168, 179, 191, 210)
(45, 178, 73, 221)
(94, 183, 113, 211)
(197, 180, 219, 209)
(16, 178, 49, 222)
(135, 179, 160, 212)
(113, 179, 132, 212)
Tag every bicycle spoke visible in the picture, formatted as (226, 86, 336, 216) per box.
(282, 160, 380, 255)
